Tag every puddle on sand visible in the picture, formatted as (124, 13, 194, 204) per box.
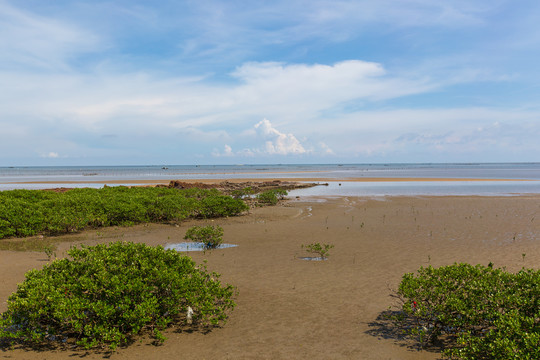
(300, 206, 313, 218)
(298, 256, 327, 261)
(165, 242, 238, 252)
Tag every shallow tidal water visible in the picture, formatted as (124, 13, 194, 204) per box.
(2, 163, 540, 196)
(164, 242, 238, 252)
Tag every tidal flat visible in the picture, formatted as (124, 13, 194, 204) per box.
(2, 193, 540, 359)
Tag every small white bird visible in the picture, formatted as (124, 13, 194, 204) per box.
(186, 306, 194, 324)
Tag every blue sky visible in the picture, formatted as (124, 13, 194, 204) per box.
(1, 0, 540, 165)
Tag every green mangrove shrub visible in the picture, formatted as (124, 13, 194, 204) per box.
(256, 189, 287, 205)
(184, 225, 224, 250)
(0, 187, 248, 240)
(231, 186, 254, 199)
(0, 242, 236, 350)
(390, 263, 540, 359)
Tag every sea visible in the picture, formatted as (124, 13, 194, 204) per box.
(1, 163, 540, 196)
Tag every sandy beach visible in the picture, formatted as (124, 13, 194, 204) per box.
(1, 191, 540, 359)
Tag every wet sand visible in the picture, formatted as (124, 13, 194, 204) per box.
(1, 194, 540, 359)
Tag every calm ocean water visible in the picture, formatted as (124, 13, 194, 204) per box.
(1, 163, 540, 196)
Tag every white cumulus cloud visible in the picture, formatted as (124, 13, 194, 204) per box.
(212, 144, 255, 158)
(254, 119, 306, 155)
(211, 119, 310, 158)
(223, 144, 233, 156)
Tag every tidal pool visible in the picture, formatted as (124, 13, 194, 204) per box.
(165, 242, 238, 252)
(298, 256, 327, 261)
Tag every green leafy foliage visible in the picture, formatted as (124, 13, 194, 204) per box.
(0, 242, 236, 350)
(0, 187, 248, 240)
(231, 186, 254, 199)
(197, 195, 248, 218)
(301, 243, 334, 259)
(390, 263, 540, 359)
(184, 225, 224, 250)
(256, 189, 288, 205)
(43, 244, 55, 261)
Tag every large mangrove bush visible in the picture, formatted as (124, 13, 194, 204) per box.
(391, 263, 540, 359)
(0, 187, 248, 239)
(0, 242, 236, 350)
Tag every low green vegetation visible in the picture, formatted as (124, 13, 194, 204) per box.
(0, 187, 247, 240)
(301, 243, 334, 259)
(0, 242, 236, 350)
(390, 263, 540, 359)
(231, 186, 254, 199)
(184, 225, 224, 250)
(0, 237, 62, 253)
(256, 188, 287, 205)
(43, 244, 55, 261)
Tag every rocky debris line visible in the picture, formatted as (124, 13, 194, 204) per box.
(167, 180, 323, 194)
(44, 187, 76, 193)
(166, 181, 217, 190)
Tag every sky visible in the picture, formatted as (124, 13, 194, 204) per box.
(1, 0, 540, 166)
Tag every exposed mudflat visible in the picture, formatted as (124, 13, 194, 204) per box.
(2, 195, 540, 359)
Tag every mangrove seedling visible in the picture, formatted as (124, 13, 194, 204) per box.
(301, 242, 334, 259)
(43, 244, 56, 261)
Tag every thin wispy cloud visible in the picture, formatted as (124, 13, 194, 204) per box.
(0, 1, 101, 71)
(40, 152, 59, 159)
